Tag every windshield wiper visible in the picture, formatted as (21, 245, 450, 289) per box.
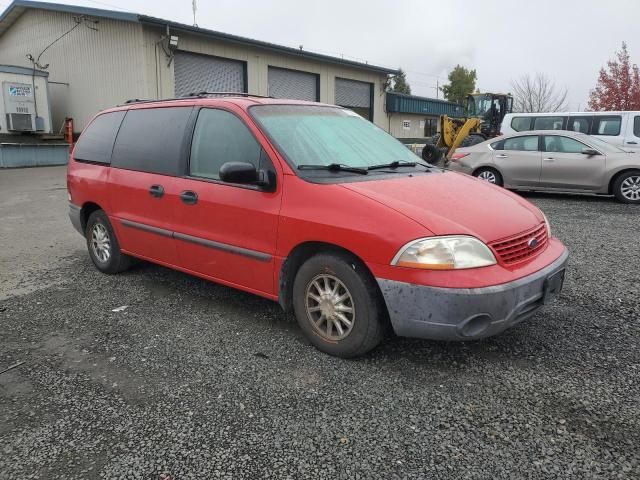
(367, 160, 422, 171)
(297, 163, 368, 174)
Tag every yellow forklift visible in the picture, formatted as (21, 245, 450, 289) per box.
(422, 92, 513, 164)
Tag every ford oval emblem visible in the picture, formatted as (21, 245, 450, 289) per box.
(527, 237, 538, 248)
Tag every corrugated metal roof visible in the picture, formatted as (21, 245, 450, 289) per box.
(0, 64, 48, 76)
(386, 92, 464, 117)
(0, 1, 399, 75)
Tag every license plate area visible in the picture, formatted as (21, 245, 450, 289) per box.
(543, 268, 565, 304)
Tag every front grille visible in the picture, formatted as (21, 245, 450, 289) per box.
(490, 223, 548, 265)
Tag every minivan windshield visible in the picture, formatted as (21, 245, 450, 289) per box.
(251, 105, 421, 170)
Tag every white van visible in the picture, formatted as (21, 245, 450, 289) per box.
(500, 111, 640, 149)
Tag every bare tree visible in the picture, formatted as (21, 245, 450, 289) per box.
(510, 73, 568, 112)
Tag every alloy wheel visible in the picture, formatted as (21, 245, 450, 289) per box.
(478, 170, 497, 183)
(620, 175, 640, 201)
(91, 223, 111, 263)
(304, 274, 355, 341)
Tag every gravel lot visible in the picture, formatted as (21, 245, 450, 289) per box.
(1, 166, 639, 479)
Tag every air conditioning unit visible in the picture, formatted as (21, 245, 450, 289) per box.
(3, 82, 36, 132)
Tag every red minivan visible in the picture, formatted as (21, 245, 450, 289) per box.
(68, 95, 568, 357)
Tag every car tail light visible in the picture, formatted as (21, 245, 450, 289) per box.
(450, 153, 470, 162)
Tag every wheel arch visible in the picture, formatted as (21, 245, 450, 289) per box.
(278, 241, 385, 316)
(80, 202, 103, 233)
(608, 168, 640, 194)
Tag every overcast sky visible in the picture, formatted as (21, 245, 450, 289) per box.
(3, 0, 639, 110)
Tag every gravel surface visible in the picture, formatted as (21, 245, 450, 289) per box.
(1, 168, 639, 479)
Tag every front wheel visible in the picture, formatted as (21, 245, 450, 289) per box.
(474, 167, 504, 187)
(613, 171, 640, 204)
(292, 253, 386, 358)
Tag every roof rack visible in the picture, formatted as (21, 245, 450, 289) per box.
(182, 91, 273, 99)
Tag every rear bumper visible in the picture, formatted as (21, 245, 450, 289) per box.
(377, 248, 568, 341)
(68, 203, 83, 236)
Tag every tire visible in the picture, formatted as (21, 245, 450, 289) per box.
(85, 210, 132, 274)
(459, 133, 485, 148)
(292, 252, 386, 358)
(422, 143, 443, 164)
(612, 170, 640, 204)
(474, 167, 504, 187)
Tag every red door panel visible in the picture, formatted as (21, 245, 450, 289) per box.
(107, 168, 180, 265)
(174, 179, 281, 295)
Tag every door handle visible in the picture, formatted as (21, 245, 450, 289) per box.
(180, 190, 198, 205)
(496, 154, 508, 158)
(543, 157, 555, 161)
(149, 184, 164, 198)
(627, 141, 638, 145)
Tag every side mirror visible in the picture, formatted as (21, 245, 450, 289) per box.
(219, 161, 274, 190)
(582, 148, 600, 156)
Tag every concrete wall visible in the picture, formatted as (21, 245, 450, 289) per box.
(388, 113, 439, 138)
(0, 71, 51, 134)
(0, 9, 147, 132)
(141, 25, 390, 129)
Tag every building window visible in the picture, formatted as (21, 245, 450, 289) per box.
(402, 120, 411, 130)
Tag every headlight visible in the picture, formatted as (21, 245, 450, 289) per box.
(391, 236, 497, 270)
(542, 213, 551, 237)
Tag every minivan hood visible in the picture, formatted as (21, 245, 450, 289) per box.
(341, 171, 543, 243)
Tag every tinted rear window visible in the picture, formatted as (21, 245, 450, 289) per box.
(634, 116, 640, 137)
(592, 116, 621, 136)
(73, 111, 125, 164)
(510, 117, 532, 132)
(111, 107, 192, 176)
(533, 116, 566, 130)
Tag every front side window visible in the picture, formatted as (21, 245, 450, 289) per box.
(533, 116, 566, 130)
(568, 116, 592, 134)
(502, 135, 539, 152)
(633, 116, 640, 137)
(250, 105, 418, 170)
(189, 109, 261, 180)
(111, 107, 192, 175)
(592, 116, 622, 136)
(544, 136, 587, 154)
(74, 111, 125, 164)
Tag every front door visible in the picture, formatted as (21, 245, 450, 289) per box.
(539, 135, 606, 191)
(174, 107, 282, 297)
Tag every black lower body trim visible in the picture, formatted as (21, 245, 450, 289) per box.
(118, 218, 271, 262)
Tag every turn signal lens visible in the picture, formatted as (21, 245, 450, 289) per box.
(392, 236, 497, 270)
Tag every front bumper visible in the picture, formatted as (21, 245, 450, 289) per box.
(377, 248, 569, 341)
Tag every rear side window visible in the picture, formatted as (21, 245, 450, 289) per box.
(73, 111, 125, 164)
(592, 116, 621, 136)
(533, 116, 566, 130)
(510, 117, 532, 132)
(567, 116, 592, 134)
(189, 109, 261, 180)
(111, 107, 192, 175)
(503, 135, 539, 151)
(633, 116, 640, 137)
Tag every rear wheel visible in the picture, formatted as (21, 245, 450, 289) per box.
(292, 252, 385, 358)
(474, 167, 503, 187)
(613, 171, 640, 204)
(86, 210, 132, 274)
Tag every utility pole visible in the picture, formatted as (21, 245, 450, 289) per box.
(192, 0, 198, 27)
(432, 79, 439, 99)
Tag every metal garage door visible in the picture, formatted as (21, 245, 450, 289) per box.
(268, 67, 318, 101)
(174, 51, 246, 97)
(335, 78, 372, 120)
